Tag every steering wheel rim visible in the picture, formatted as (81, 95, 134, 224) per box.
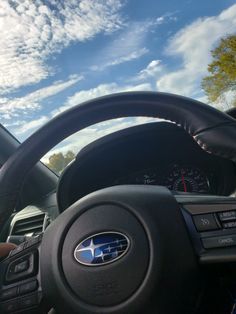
(1, 91, 236, 314)
(0, 91, 236, 232)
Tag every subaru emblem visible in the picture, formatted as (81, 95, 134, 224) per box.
(74, 231, 130, 266)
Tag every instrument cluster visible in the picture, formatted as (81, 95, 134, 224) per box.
(57, 122, 236, 211)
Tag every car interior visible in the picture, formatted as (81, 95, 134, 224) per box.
(0, 92, 236, 313)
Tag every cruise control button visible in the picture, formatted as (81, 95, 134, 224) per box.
(6, 253, 36, 283)
(202, 235, 236, 249)
(19, 280, 38, 295)
(193, 214, 219, 232)
(0, 287, 17, 301)
(218, 211, 236, 222)
(14, 260, 29, 273)
(223, 221, 236, 229)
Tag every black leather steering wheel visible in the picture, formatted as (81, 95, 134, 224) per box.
(1, 92, 236, 314)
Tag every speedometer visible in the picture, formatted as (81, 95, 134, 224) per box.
(165, 165, 210, 193)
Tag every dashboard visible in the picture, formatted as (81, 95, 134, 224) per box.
(57, 122, 236, 211)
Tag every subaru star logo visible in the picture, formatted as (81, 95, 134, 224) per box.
(74, 232, 130, 266)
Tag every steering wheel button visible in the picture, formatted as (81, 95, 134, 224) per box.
(19, 280, 38, 295)
(6, 253, 36, 283)
(218, 211, 236, 222)
(14, 260, 29, 274)
(202, 235, 236, 249)
(25, 236, 41, 249)
(0, 300, 18, 313)
(0, 287, 17, 301)
(193, 214, 219, 232)
(9, 243, 25, 257)
(18, 293, 38, 310)
(222, 221, 236, 229)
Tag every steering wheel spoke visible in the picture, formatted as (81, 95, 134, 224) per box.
(177, 194, 236, 263)
(0, 234, 46, 313)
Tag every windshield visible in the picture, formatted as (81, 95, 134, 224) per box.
(0, 0, 235, 174)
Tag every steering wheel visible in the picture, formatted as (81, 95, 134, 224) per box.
(0, 92, 236, 314)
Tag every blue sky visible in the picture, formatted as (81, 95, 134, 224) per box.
(0, 0, 236, 159)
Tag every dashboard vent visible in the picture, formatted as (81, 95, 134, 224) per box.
(11, 213, 46, 236)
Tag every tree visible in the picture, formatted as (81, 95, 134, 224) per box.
(202, 34, 236, 107)
(64, 151, 76, 165)
(46, 150, 75, 174)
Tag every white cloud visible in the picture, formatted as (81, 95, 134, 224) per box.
(90, 21, 153, 71)
(137, 60, 163, 80)
(90, 11, 178, 72)
(52, 82, 152, 116)
(16, 116, 49, 134)
(156, 11, 178, 25)
(0, 0, 124, 93)
(156, 16, 165, 24)
(156, 4, 236, 97)
(0, 75, 82, 119)
(92, 48, 149, 70)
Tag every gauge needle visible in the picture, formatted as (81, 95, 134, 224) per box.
(181, 170, 187, 192)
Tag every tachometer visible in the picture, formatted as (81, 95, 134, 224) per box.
(165, 165, 210, 193)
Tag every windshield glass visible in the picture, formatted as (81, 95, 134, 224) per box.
(0, 0, 235, 174)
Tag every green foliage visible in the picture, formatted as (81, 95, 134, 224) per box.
(46, 150, 75, 174)
(202, 34, 236, 106)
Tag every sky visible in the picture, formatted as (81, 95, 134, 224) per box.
(0, 0, 236, 161)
